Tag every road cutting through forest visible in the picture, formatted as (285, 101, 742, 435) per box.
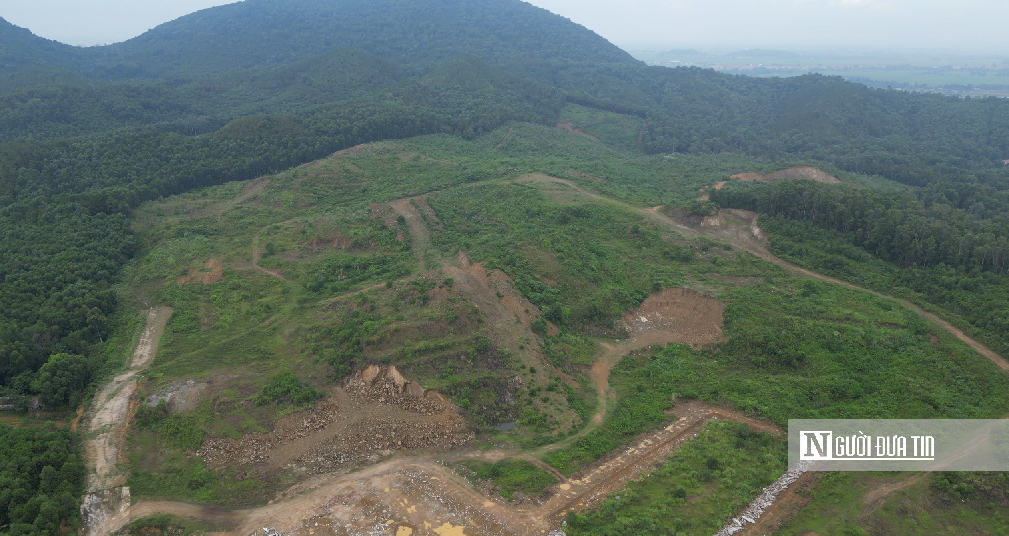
(94, 175, 1009, 535)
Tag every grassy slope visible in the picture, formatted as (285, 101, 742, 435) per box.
(123, 119, 775, 503)
(119, 118, 1009, 533)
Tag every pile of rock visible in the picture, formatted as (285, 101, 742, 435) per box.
(298, 417, 473, 473)
(344, 365, 446, 415)
(198, 399, 339, 467)
(713, 461, 812, 536)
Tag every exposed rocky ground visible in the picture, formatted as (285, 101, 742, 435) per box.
(199, 366, 472, 474)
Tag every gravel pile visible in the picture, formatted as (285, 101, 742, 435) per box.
(713, 461, 812, 536)
(344, 365, 446, 415)
(299, 418, 473, 473)
(199, 400, 339, 466)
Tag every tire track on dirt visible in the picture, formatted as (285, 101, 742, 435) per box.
(390, 197, 433, 270)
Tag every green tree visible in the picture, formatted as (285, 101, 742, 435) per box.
(31, 353, 90, 409)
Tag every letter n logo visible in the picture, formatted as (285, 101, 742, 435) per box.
(800, 431, 833, 460)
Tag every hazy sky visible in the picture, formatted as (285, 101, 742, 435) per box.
(2, 0, 1008, 51)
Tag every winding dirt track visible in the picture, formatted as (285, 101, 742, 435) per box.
(102, 175, 1009, 535)
(515, 175, 1009, 533)
(252, 236, 289, 281)
(517, 174, 1008, 372)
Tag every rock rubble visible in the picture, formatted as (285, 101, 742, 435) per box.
(713, 461, 812, 536)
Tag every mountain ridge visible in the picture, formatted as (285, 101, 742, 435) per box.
(1, 0, 640, 80)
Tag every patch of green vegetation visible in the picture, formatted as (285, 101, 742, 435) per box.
(668, 281, 1009, 422)
(565, 421, 784, 536)
(779, 472, 1009, 535)
(430, 182, 693, 335)
(256, 371, 323, 407)
(133, 403, 205, 451)
(456, 458, 558, 500)
(126, 449, 283, 506)
(557, 104, 644, 152)
(117, 514, 219, 536)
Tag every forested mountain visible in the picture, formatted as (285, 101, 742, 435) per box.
(0, 0, 639, 81)
(4, 0, 1009, 532)
(0, 18, 80, 74)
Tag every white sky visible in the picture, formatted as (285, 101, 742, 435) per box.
(0, 0, 1007, 51)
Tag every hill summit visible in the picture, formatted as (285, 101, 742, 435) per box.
(1, 0, 639, 80)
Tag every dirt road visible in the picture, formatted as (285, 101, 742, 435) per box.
(390, 198, 434, 270)
(82, 307, 172, 536)
(103, 400, 780, 536)
(86, 307, 172, 491)
(517, 174, 1009, 533)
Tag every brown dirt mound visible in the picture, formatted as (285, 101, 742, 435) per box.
(176, 258, 224, 285)
(622, 288, 725, 348)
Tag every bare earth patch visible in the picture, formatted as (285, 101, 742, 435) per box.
(176, 257, 224, 285)
(729, 167, 840, 185)
(200, 366, 472, 474)
(623, 287, 725, 348)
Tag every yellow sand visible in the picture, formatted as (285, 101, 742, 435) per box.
(433, 523, 468, 535)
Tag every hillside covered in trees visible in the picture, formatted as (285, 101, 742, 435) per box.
(3, 0, 1009, 533)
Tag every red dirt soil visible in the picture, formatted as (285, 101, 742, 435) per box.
(176, 258, 224, 285)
